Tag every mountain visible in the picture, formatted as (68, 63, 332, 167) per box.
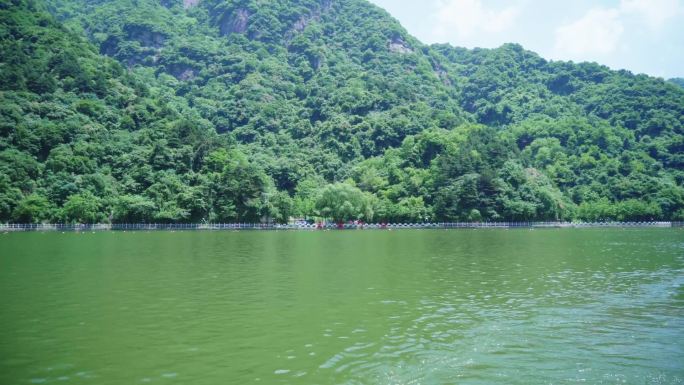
(1, 0, 683, 223)
(670, 78, 684, 89)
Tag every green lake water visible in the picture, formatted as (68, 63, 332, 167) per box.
(0, 229, 683, 384)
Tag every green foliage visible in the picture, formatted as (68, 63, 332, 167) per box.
(61, 191, 103, 223)
(12, 193, 52, 223)
(203, 148, 273, 222)
(268, 190, 294, 224)
(577, 199, 663, 222)
(315, 183, 373, 222)
(668, 78, 684, 89)
(0, 0, 682, 223)
(113, 194, 156, 223)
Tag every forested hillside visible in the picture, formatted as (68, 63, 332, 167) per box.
(1, 0, 683, 223)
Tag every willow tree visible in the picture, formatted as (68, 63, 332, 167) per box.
(315, 183, 374, 222)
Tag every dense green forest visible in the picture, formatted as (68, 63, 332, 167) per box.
(1, 0, 683, 223)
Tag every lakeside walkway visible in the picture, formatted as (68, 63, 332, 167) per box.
(1, 221, 682, 232)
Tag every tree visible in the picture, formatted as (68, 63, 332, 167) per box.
(315, 183, 374, 222)
(576, 199, 616, 222)
(433, 174, 482, 221)
(292, 177, 324, 219)
(267, 190, 293, 224)
(61, 192, 102, 223)
(0, 173, 22, 221)
(12, 194, 52, 223)
(615, 199, 662, 221)
(205, 149, 273, 222)
(391, 197, 429, 223)
(112, 195, 156, 223)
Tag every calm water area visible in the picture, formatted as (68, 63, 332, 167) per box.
(1, 229, 683, 384)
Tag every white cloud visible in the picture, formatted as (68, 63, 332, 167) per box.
(553, 7, 624, 58)
(369, 0, 683, 78)
(432, 0, 521, 41)
(553, 0, 682, 60)
(620, 0, 683, 30)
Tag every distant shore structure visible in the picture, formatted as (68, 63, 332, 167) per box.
(1, 222, 681, 232)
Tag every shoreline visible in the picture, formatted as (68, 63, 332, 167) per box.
(1, 222, 682, 232)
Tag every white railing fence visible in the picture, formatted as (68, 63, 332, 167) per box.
(0, 221, 681, 232)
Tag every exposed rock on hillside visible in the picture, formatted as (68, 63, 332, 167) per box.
(183, 0, 199, 8)
(124, 24, 167, 48)
(218, 8, 250, 36)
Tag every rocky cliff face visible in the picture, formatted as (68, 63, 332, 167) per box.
(165, 63, 197, 80)
(389, 36, 412, 54)
(160, 0, 199, 9)
(218, 8, 250, 36)
(125, 24, 167, 48)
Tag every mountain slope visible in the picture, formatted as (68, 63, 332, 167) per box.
(670, 78, 684, 89)
(1, 0, 683, 223)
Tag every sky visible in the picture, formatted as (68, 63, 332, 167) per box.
(368, 0, 684, 79)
